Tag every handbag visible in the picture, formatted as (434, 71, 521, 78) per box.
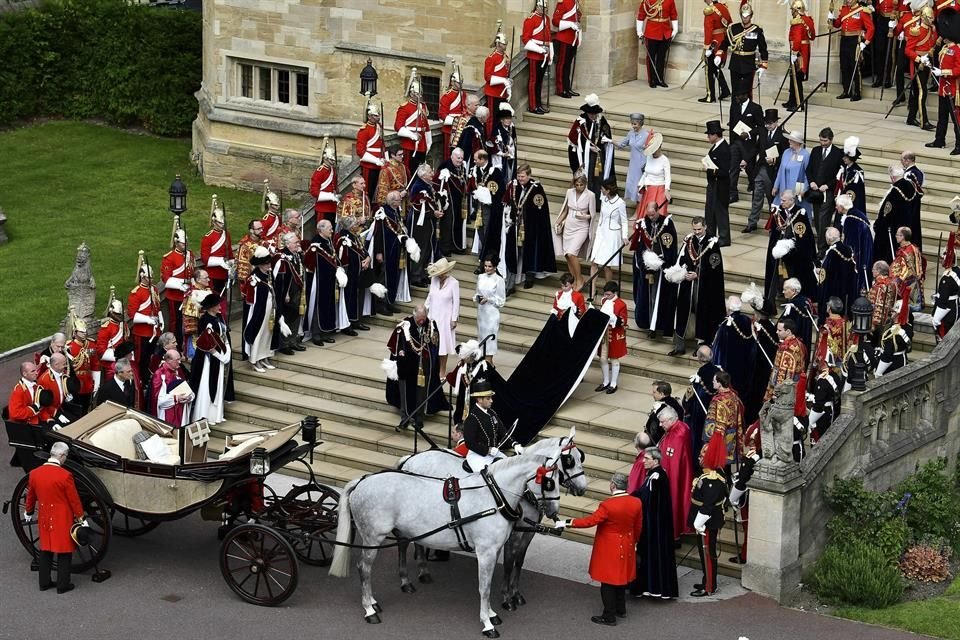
(554, 201, 568, 235)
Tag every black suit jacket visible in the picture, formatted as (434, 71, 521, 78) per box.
(806, 144, 843, 192)
(96, 378, 135, 408)
(757, 127, 788, 181)
(728, 100, 764, 138)
(707, 140, 731, 202)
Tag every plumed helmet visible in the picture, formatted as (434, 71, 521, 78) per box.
(262, 178, 280, 211)
(66, 305, 87, 336)
(407, 67, 422, 95)
(450, 69, 462, 84)
(170, 216, 187, 249)
(740, 2, 754, 19)
(921, 5, 934, 21)
(105, 285, 124, 318)
(492, 19, 508, 47)
(210, 194, 226, 225)
(135, 250, 153, 281)
(791, 0, 806, 12)
(320, 136, 336, 164)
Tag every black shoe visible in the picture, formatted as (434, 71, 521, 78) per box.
(648, 330, 658, 339)
(506, 287, 517, 297)
(527, 108, 541, 115)
(837, 93, 850, 99)
(906, 119, 920, 127)
(355, 323, 371, 331)
(893, 97, 906, 106)
(690, 588, 711, 598)
(591, 616, 616, 626)
(728, 555, 745, 564)
(694, 583, 704, 590)
(605, 386, 618, 394)
(742, 225, 757, 234)
(728, 196, 739, 204)
(322, 335, 336, 344)
(926, 141, 946, 148)
(884, 82, 893, 89)
(341, 328, 358, 337)
(594, 383, 609, 392)
(534, 107, 547, 115)
(922, 123, 935, 131)
(558, 91, 572, 98)
(952, 148, 960, 156)
(378, 305, 395, 316)
(849, 96, 861, 102)
(279, 347, 295, 355)
(389, 303, 403, 313)
(291, 342, 307, 351)
(697, 97, 714, 103)
(616, 611, 627, 619)
(39, 584, 52, 592)
(473, 265, 484, 275)
(871, 81, 882, 88)
(57, 584, 76, 594)
(569, 90, 580, 97)
(311, 338, 326, 346)
(658, 81, 669, 88)
(667, 349, 685, 356)
(523, 279, 535, 290)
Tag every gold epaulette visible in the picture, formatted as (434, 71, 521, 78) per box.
(163, 250, 175, 257)
(131, 287, 139, 294)
(100, 318, 111, 328)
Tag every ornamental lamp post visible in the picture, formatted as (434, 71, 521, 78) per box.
(359, 58, 378, 97)
(169, 174, 188, 217)
(849, 296, 874, 392)
(300, 415, 320, 464)
(250, 447, 270, 477)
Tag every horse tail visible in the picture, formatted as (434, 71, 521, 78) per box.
(328, 478, 360, 578)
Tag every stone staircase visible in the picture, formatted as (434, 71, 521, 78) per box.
(204, 83, 949, 582)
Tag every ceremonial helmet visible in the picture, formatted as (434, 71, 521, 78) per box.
(740, 2, 754, 19)
(104, 285, 124, 319)
(170, 216, 187, 249)
(364, 91, 380, 119)
(491, 19, 508, 47)
(534, 0, 546, 10)
(791, 0, 806, 13)
(65, 305, 87, 337)
(449, 68, 462, 87)
(320, 136, 337, 166)
(407, 67, 422, 97)
(210, 194, 226, 225)
(262, 178, 281, 212)
(135, 250, 153, 281)
(921, 5, 934, 22)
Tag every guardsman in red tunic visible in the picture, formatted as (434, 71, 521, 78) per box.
(95, 287, 129, 382)
(439, 70, 467, 160)
(200, 194, 234, 317)
(765, 317, 808, 400)
(637, 0, 678, 88)
(311, 140, 340, 224)
(24, 442, 85, 593)
(596, 281, 629, 394)
(7, 361, 42, 425)
(395, 69, 432, 176)
(553, 0, 582, 97)
(128, 252, 163, 408)
(785, 0, 816, 112)
(894, 3, 923, 105)
(65, 309, 99, 413)
(161, 222, 194, 344)
(523, 0, 554, 115)
(356, 100, 386, 205)
(260, 179, 282, 246)
(871, 0, 899, 89)
(905, 6, 937, 129)
(554, 471, 643, 625)
(484, 23, 512, 138)
(927, 21, 960, 155)
(831, 0, 875, 101)
(700, 0, 732, 103)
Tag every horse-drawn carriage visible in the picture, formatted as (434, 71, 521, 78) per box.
(3, 402, 341, 606)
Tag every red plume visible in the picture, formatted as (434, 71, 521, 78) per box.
(896, 286, 910, 326)
(944, 232, 956, 270)
(814, 328, 828, 369)
(794, 373, 808, 417)
(701, 430, 728, 471)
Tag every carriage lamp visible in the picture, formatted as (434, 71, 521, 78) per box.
(250, 447, 270, 477)
(169, 174, 188, 216)
(849, 296, 874, 392)
(301, 415, 320, 464)
(359, 58, 378, 97)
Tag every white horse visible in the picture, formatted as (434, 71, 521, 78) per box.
(394, 434, 588, 610)
(329, 429, 574, 637)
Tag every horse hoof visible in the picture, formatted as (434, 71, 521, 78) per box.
(490, 615, 503, 626)
(365, 613, 381, 624)
(373, 602, 383, 613)
(401, 583, 417, 593)
(502, 601, 516, 611)
(515, 594, 526, 606)
(419, 574, 433, 584)
(482, 629, 500, 639)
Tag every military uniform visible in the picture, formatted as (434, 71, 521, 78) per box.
(438, 79, 467, 160)
(701, 1, 732, 103)
(833, 1, 875, 100)
(786, 6, 816, 110)
(356, 112, 385, 205)
(719, 14, 769, 96)
(927, 40, 960, 154)
(483, 34, 511, 138)
(905, 11, 937, 128)
(394, 89, 431, 176)
(552, 0, 582, 97)
(160, 244, 194, 344)
(689, 468, 727, 595)
(310, 162, 339, 224)
(637, 0, 678, 88)
(932, 266, 960, 339)
(523, 4, 553, 113)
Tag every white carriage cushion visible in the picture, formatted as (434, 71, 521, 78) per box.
(132, 431, 152, 460)
(218, 435, 265, 460)
(138, 434, 181, 465)
(87, 418, 144, 459)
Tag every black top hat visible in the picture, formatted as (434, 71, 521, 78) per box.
(937, 8, 960, 42)
(704, 120, 724, 135)
(115, 341, 135, 360)
(763, 108, 780, 124)
(200, 293, 222, 310)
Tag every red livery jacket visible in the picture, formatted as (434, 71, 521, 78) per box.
(522, 12, 553, 63)
(638, 0, 678, 41)
(704, 3, 732, 62)
(552, 289, 586, 318)
(356, 122, 385, 170)
(25, 462, 84, 553)
(394, 99, 430, 154)
(200, 228, 233, 282)
(8, 379, 41, 425)
(552, 0, 582, 46)
(602, 297, 629, 359)
(161, 249, 194, 303)
(789, 15, 816, 74)
(439, 88, 467, 133)
(310, 165, 339, 219)
(570, 492, 643, 586)
(484, 51, 511, 100)
(37, 369, 68, 423)
(833, 4, 875, 42)
(127, 283, 162, 339)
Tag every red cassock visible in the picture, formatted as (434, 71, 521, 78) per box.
(25, 462, 84, 553)
(637, 0, 678, 40)
(161, 249, 193, 304)
(394, 100, 430, 154)
(356, 122, 385, 170)
(703, 3, 731, 63)
(571, 493, 643, 585)
(200, 228, 234, 283)
(484, 51, 511, 100)
(8, 381, 41, 425)
(127, 284, 161, 339)
(789, 16, 816, 75)
(310, 165, 339, 222)
(659, 420, 693, 538)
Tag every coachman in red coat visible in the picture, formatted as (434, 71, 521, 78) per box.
(556, 472, 642, 625)
(24, 442, 86, 593)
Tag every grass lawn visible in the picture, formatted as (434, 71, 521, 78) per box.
(835, 576, 960, 640)
(0, 121, 263, 352)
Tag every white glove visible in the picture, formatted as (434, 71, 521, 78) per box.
(933, 67, 943, 77)
(704, 48, 714, 58)
(757, 68, 765, 78)
(23, 511, 33, 523)
(921, 55, 931, 66)
(81, 519, 90, 528)
(335, 194, 341, 203)
(790, 54, 797, 64)
(695, 524, 706, 535)
(898, 32, 905, 42)
(573, 23, 581, 32)
(671, 20, 678, 35)
(859, 42, 868, 51)
(689, 373, 701, 384)
(553, 519, 570, 530)
(714, 56, 722, 67)
(513, 443, 524, 455)
(377, 158, 385, 167)
(827, 11, 835, 20)
(489, 447, 502, 458)
(888, 20, 897, 28)
(636, 19, 644, 39)
(180, 282, 189, 292)
(505, 79, 512, 89)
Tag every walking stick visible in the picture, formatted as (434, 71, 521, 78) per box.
(879, 33, 893, 101)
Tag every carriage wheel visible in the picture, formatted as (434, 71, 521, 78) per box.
(9, 472, 112, 573)
(279, 483, 339, 567)
(220, 523, 299, 606)
(110, 508, 161, 537)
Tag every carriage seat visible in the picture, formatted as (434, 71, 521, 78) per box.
(86, 418, 180, 464)
(218, 435, 265, 460)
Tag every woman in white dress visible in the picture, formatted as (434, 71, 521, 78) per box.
(425, 257, 460, 376)
(636, 132, 671, 220)
(474, 255, 506, 364)
(554, 175, 597, 291)
(589, 180, 629, 296)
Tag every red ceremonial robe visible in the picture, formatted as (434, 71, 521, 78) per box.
(25, 461, 84, 553)
(659, 419, 693, 538)
(571, 492, 643, 585)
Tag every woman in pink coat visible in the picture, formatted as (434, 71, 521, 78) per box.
(425, 257, 460, 375)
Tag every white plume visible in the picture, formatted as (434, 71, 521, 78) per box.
(279, 316, 292, 337)
(335, 266, 348, 288)
(843, 135, 860, 157)
(585, 93, 600, 107)
(380, 357, 398, 381)
(370, 282, 388, 299)
(642, 250, 664, 271)
(474, 186, 492, 205)
(457, 339, 482, 361)
(405, 237, 421, 263)
(772, 238, 795, 260)
(664, 264, 687, 284)
(741, 282, 763, 309)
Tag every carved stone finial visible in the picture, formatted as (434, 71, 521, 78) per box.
(760, 380, 799, 465)
(63, 242, 97, 334)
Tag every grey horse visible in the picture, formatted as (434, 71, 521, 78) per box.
(329, 429, 574, 637)
(394, 434, 588, 611)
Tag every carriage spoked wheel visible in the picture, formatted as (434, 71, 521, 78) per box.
(9, 472, 112, 573)
(276, 483, 340, 567)
(110, 508, 160, 537)
(220, 523, 299, 606)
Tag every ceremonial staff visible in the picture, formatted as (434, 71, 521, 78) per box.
(879, 27, 894, 101)
(508, 26, 516, 102)
(826, 0, 837, 89)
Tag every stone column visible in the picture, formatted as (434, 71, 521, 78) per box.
(740, 459, 804, 603)
(577, 0, 641, 89)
